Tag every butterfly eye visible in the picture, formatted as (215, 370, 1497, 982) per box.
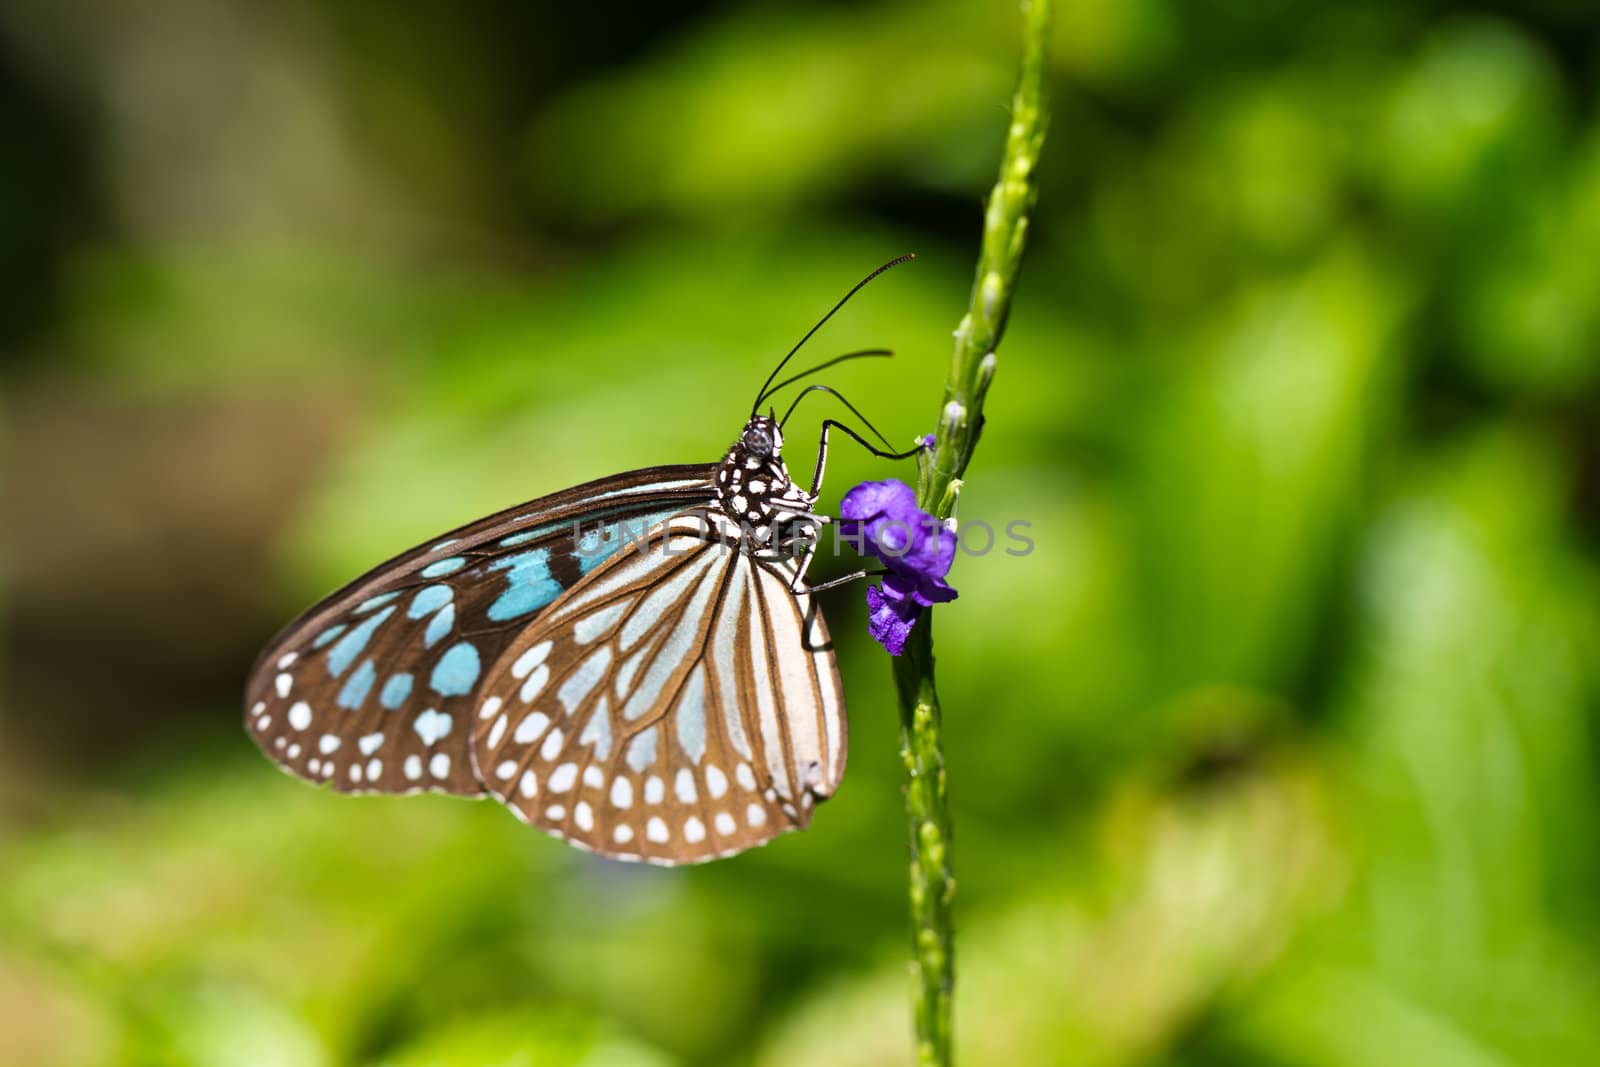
(742, 426, 774, 457)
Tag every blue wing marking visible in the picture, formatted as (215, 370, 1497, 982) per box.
(408, 585, 453, 618)
(380, 673, 413, 709)
(431, 642, 481, 696)
(338, 658, 378, 709)
(327, 607, 395, 678)
(487, 549, 562, 622)
(421, 557, 467, 578)
(575, 507, 685, 576)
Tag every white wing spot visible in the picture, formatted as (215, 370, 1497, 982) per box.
(277, 652, 298, 669)
(579, 698, 613, 760)
(621, 556, 711, 651)
(684, 816, 706, 844)
(747, 803, 767, 828)
(515, 711, 551, 744)
(429, 753, 450, 779)
(714, 812, 736, 836)
(548, 763, 578, 792)
(251, 701, 265, 716)
(540, 728, 564, 761)
(519, 770, 538, 798)
(511, 641, 553, 679)
(273, 736, 286, 750)
(736, 763, 757, 791)
(349, 763, 363, 783)
(610, 777, 633, 809)
(575, 801, 595, 832)
(287, 743, 302, 759)
(318, 734, 341, 755)
(705, 766, 728, 799)
(487, 714, 508, 749)
(518, 663, 551, 703)
(414, 709, 453, 745)
(288, 702, 312, 731)
(366, 758, 382, 781)
(495, 760, 517, 781)
(675, 665, 708, 764)
(646, 816, 669, 843)
(256, 714, 271, 731)
(615, 646, 647, 699)
(624, 725, 657, 771)
(558, 646, 613, 714)
(544, 804, 566, 821)
(583, 765, 604, 789)
(613, 824, 634, 844)
(308, 757, 321, 775)
(404, 754, 422, 781)
(574, 601, 630, 644)
(644, 776, 665, 805)
(320, 762, 334, 779)
(478, 695, 502, 721)
(275, 673, 292, 698)
(675, 768, 697, 804)
(358, 732, 384, 756)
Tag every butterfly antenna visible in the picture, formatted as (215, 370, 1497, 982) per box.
(756, 348, 894, 407)
(751, 253, 916, 417)
(780, 383, 897, 453)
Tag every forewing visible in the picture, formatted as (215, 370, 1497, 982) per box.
(244, 466, 715, 796)
(471, 512, 847, 864)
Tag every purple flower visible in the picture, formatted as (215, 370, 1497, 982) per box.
(838, 479, 958, 655)
(865, 576, 944, 656)
(918, 433, 937, 449)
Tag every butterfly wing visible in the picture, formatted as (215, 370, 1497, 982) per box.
(470, 510, 846, 864)
(244, 465, 716, 796)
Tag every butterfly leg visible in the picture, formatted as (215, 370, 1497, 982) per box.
(780, 521, 886, 596)
(787, 526, 824, 591)
(799, 593, 836, 653)
(801, 567, 886, 595)
(807, 419, 925, 499)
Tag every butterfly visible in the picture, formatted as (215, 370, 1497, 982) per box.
(244, 257, 918, 864)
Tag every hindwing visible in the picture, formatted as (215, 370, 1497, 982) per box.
(470, 511, 846, 864)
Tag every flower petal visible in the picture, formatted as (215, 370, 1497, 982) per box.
(885, 570, 958, 608)
(866, 583, 919, 657)
(897, 521, 956, 579)
(839, 479, 919, 523)
(840, 479, 959, 654)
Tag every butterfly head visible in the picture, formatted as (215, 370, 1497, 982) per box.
(739, 415, 781, 458)
(717, 414, 812, 539)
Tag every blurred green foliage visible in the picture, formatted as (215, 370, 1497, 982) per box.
(2, 1, 1598, 1065)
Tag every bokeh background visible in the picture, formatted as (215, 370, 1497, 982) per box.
(3, 1, 1600, 1065)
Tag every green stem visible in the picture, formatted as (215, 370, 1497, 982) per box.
(895, 2, 1052, 1064)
